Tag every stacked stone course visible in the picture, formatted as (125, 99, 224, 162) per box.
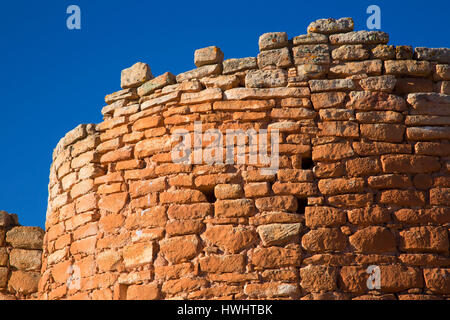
(40, 17, 450, 300)
(0, 211, 44, 300)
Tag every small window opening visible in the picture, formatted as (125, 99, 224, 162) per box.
(296, 197, 308, 215)
(203, 189, 217, 204)
(301, 157, 314, 170)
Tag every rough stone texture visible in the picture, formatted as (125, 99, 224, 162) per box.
(330, 31, 389, 45)
(307, 17, 354, 35)
(194, 46, 224, 67)
(121, 62, 153, 89)
(258, 32, 288, 51)
(0, 212, 43, 300)
(37, 16, 450, 301)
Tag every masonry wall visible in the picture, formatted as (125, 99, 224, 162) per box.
(0, 211, 44, 300)
(40, 17, 450, 300)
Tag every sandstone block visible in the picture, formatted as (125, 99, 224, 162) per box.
(305, 206, 346, 228)
(259, 32, 288, 51)
(415, 47, 450, 64)
(292, 33, 328, 45)
(307, 17, 354, 34)
(251, 246, 301, 269)
(137, 72, 176, 96)
(297, 64, 328, 79)
(256, 223, 301, 246)
(121, 62, 153, 89)
(300, 265, 338, 292)
(359, 75, 396, 92)
(329, 31, 389, 45)
(6, 227, 44, 249)
(257, 47, 293, 69)
(199, 254, 245, 273)
(292, 44, 330, 65)
(329, 59, 382, 77)
(360, 123, 405, 143)
(176, 64, 222, 83)
(349, 226, 396, 254)
(9, 249, 42, 271)
(311, 92, 347, 109)
(309, 79, 355, 92)
(159, 235, 200, 264)
(302, 228, 347, 252)
(245, 69, 288, 88)
(194, 46, 224, 67)
(331, 44, 369, 61)
(385, 60, 432, 77)
(423, 268, 450, 294)
(203, 225, 256, 253)
(222, 57, 257, 74)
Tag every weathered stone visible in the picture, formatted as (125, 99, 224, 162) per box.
(359, 75, 396, 92)
(381, 154, 441, 173)
(305, 206, 346, 228)
(372, 45, 396, 60)
(307, 17, 354, 34)
(222, 57, 257, 74)
(176, 64, 222, 83)
(399, 227, 449, 254)
(255, 196, 298, 212)
(121, 62, 153, 89)
(378, 265, 423, 293)
(312, 142, 354, 162)
(347, 206, 390, 226)
(224, 87, 310, 100)
(9, 249, 42, 271)
(349, 226, 396, 254)
(203, 225, 256, 253)
(407, 93, 450, 116)
(252, 246, 301, 269)
(423, 268, 450, 294)
(194, 46, 224, 67)
(257, 47, 293, 69)
(200, 75, 240, 90)
(356, 111, 403, 123)
(309, 79, 354, 92)
(259, 32, 288, 51)
(297, 64, 328, 79)
(385, 60, 432, 77)
(434, 64, 450, 80)
(347, 91, 406, 111)
(395, 45, 413, 59)
(245, 69, 288, 88)
(300, 265, 338, 292)
(159, 235, 200, 264)
(360, 123, 405, 143)
(302, 228, 347, 252)
(292, 44, 330, 65)
(332, 45, 369, 61)
(329, 31, 389, 45)
(407, 127, 450, 140)
(415, 47, 450, 64)
(329, 59, 382, 77)
(256, 223, 301, 246)
(137, 72, 176, 96)
(6, 227, 44, 249)
(311, 92, 346, 109)
(292, 33, 328, 45)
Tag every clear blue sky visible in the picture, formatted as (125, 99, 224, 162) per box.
(0, 0, 448, 229)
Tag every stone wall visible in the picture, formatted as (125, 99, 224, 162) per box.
(40, 17, 450, 300)
(0, 211, 44, 300)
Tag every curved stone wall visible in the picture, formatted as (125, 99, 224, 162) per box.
(40, 17, 450, 300)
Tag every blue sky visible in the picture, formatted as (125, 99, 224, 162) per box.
(0, 0, 448, 229)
